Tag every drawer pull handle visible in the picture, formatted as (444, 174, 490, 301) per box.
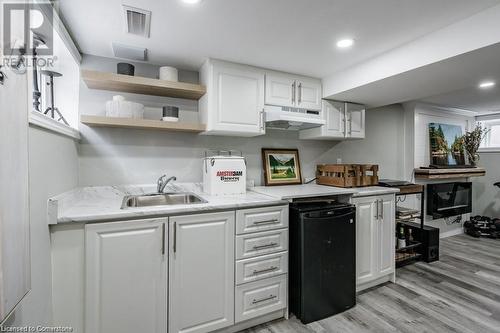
(253, 242, 278, 250)
(253, 219, 279, 225)
(253, 266, 278, 275)
(252, 295, 277, 305)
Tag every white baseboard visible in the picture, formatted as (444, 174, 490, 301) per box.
(440, 227, 464, 239)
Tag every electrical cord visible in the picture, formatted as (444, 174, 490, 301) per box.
(444, 215, 463, 225)
(305, 177, 317, 184)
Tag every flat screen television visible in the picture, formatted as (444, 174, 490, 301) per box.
(427, 182, 472, 219)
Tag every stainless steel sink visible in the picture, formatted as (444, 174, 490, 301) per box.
(121, 192, 207, 209)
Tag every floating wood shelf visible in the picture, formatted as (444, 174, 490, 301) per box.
(81, 70, 206, 100)
(80, 115, 206, 133)
(414, 167, 486, 179)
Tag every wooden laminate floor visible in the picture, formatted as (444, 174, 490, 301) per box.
(243, 234, 500, 333)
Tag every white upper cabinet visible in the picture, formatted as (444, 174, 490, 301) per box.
(296, 77, 322, 110)
(264, 73, 296, 108)
(85, 219, 166, 333)
(299, 100, 345, 140)
(169, 211, 235, 333)
(265, 72, 322, 111)
(299, 101, 365, 140)
(346, 102, 365, 138)
(199, 59, 265, 137)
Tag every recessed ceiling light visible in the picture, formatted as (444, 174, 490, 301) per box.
(181, 0, 202, 4)
(479, 81, 495, 89)
(336, 38, 354, 49)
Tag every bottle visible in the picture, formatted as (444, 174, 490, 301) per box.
(397, 225, 406, 249)
(407, 228, 414, 244)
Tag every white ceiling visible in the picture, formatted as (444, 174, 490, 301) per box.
(422, 80, 500, 114)
(323, 42, 500, 111)
(59, 0, 500, 78)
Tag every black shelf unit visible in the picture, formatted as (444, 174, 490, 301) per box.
(392, 184, 425, 268)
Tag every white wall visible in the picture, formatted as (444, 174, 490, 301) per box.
(402, 103, 474, 237)
(473, 152, 500, 217)
(4, 127, 78, 327)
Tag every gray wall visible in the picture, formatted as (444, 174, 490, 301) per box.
(473, 152, 500, 217)
(5, 127, 79, 327)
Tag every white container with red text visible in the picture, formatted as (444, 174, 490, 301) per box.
(203, 153, 246, 195)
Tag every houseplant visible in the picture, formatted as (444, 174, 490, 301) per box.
(461, 125, 489, 166)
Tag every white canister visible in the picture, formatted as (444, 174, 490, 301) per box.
(105, 95, 144, 119)
(159, 66, 179, 82)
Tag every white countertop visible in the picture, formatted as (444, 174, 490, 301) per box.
(48, 183, 399, 224)
(48, 183, 287, 224)
(251, 183, 399, 200)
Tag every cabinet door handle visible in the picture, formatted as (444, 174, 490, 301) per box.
(161, 223, 166, 255)
(253, 266, 278, 275)
(298, 82, 302, 104)
(173, 222, 177, 253)
(253, 219, 279, 225)
(253, 242, 278, 250)
(260, 108, 265, 131)
(292, 81, 296, 104)
(252, 295, 277, 304)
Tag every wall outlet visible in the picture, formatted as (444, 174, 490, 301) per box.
(336, 158, 342, 164)
(246, 179, 255, 188)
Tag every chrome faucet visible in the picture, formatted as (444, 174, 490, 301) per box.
(157, 175, 177, 193)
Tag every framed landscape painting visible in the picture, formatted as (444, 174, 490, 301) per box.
(428, 123, 466, 166)
(262, 148, 302, 186)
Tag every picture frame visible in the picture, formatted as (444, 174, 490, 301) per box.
(261, 148, 302, 186)
(428, 123, 466, 166)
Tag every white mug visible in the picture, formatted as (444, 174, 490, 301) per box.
(159, 66, 178, 82)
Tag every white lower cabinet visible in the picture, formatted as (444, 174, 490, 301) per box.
(352, 194, 395, 291)
(236, 251, 288, 285)
(168, 211, 235, 333)
(235, 274, 287, 323)
(79, 205, 288, 333)
(85, 219, 167, 333)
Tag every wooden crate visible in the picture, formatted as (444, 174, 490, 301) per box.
(316, 164, 379, 188)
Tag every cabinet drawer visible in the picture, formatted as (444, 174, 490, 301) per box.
(235, 275, 287, 323)
(236, 229, 288, 260)
(236, 205, 288, 235)
(236, 251, 288, 285)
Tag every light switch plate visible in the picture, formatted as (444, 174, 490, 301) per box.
(336, 158, 342, 164)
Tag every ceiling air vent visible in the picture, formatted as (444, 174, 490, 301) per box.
(123, 5, 151, 38)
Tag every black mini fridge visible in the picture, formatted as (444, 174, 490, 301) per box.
(289, 201, 356, 324)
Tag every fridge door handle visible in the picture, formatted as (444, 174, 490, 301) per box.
(304, 211, 355, 220)
(375, 200, 379, 219)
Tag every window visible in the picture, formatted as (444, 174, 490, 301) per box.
(28, 4, 81, 139)
(478, 118, 500, 150)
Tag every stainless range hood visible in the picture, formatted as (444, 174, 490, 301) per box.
(265, 105, 325, 130)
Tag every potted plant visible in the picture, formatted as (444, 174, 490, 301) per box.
(461, 125, 489, 166)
